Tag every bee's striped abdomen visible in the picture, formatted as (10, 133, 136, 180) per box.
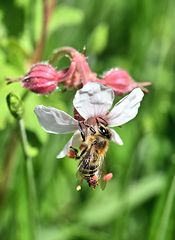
(78, 150, 99, 178)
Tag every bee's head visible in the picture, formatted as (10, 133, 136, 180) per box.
(98, 125, 111, 139)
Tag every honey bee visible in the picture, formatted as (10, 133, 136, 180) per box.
(68, 118, 112, 190)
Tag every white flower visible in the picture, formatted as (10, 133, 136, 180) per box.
(34, 82, 144, 158)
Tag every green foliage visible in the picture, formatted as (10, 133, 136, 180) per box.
(49, 4, 84, 33)
(87, 22, 109, 54)
(0, 0, 175, 240)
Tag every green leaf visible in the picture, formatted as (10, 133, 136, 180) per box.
(149, 164, 175, 240)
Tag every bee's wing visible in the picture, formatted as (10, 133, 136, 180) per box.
(98, 157, 107, 190)
(107, 88, 144, 127)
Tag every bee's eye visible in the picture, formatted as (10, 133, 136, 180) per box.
(99, 126, 107, 135)
(98, 125, 111, 139)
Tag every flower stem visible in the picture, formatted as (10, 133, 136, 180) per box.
(31, 0, 56, 63)
(18, 119, 39, 239)
(49, 47, 97, 84)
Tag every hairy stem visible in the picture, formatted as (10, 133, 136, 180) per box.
(49, 47, 97, 84)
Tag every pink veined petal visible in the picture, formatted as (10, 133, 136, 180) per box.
(56, 131, 82, 158)
(107, 88, 144, 127)
(34, 105, 78, 134)
(110, 129, 123, 145)
(73, 82, 114, 120)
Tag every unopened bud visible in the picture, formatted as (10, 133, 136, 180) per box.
(101, 68, 151, 95)
(21, 63, 62, 94)
(6, 93, 24, 120)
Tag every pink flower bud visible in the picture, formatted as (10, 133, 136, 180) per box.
(101, 68, 151, 95)
(21, 63, 61, 94)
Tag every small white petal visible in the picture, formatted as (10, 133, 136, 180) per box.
(110, 129, 123, 145)
(73, 82, 114, 119)
(107, 88, 144, 127)
(34, 105, 78, 134)
(56, 131, 81, 158)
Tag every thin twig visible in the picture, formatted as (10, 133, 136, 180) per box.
(31, 0, 56, 63)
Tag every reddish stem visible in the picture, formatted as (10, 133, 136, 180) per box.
(49, 47, 97, 84)
(31, 0, 56, 63)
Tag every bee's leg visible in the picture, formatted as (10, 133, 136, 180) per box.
(96, 118, 100, 126)
(67, 145, 87, 160)
(67, 146, 78, 158)
(88, 175, 98, 189)
(82, 122, 96, 134)
(76, 178, 83, 191)
(79, 145, 88, 157)
(89, 126, 96, 134)
(75, 143, 88, 159)
(70, 146, 78, 153)
(76, 171, 84, 191)
(78, 121, 86, 142)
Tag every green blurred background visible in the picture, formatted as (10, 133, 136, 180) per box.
(0, 0, 175, 240)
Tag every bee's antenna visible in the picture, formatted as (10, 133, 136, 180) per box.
(96, 117, 108, 126)
(82, 122, 96, 134)
(96, 118, 99, 125)
(78, 121, 86, 142)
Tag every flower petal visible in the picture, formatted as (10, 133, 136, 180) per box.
(56, 131, 81, 158)
(110, 129, 123, 145)
(34, 105, 78, 134)
(107, 88, 144, 127)
(73, 82, 114, 119)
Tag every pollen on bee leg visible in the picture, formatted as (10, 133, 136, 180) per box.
(88, 175, 98, 189)
(103, 173, 113, 182)
(67, 146, 78, 158)
(76, 185, 81, 191)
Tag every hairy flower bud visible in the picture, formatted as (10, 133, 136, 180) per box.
(21, 63, 62, 94)
(101, 68, 151, 95)
(6, 47, 152, 95)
